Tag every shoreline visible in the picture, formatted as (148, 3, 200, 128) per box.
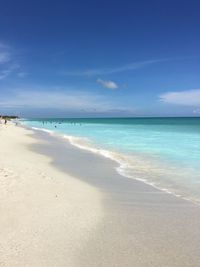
(27, 124, 200, 205)
(1, 123, 200, 266)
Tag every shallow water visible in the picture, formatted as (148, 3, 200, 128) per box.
(23, 117, 200, 204)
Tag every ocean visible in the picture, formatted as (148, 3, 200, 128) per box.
(23, 117, 200, 204)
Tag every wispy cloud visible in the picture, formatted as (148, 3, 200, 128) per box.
(0, 52, 10, 64)
(193, 108, 200, 114)
(63, 59, 164, 76)
(0, 43, 11, 64)
(0, 88, 115, 109)
(0, 69, 11, 80)
(0, 87, 136, 116)
(0, 64, 20, 80)
(0, 42, 21, 80)
(97, 78, 118, 90)
(17, 72, 28, 78)
(159, 89, 200, 106)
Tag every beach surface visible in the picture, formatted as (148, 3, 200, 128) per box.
(0, 122, 200, 266)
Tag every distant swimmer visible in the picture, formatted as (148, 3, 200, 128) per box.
(55, 125, 57, 128)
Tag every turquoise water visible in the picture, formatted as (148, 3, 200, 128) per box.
(24, 117, 200, 203)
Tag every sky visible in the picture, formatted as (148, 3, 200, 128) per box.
(0, 0, 200, 117)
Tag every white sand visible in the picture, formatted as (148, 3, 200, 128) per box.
(0, 123, 103, 266)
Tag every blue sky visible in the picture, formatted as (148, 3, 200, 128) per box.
(0, 0, 200, 117)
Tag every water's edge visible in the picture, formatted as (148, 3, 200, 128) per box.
(23, 124, 199, 206)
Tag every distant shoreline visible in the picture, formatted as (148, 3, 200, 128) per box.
(0, 115, 19, 120)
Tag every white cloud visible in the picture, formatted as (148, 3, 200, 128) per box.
(97, 78, 118, 90)
(63, 59, 164, 76)
(159, 89, 200, 106)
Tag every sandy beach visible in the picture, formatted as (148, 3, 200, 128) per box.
(0, 123, 103, 266)
(0, 122, 200, 267)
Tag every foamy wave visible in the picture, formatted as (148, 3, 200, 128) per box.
(32, 127, 54, 135)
